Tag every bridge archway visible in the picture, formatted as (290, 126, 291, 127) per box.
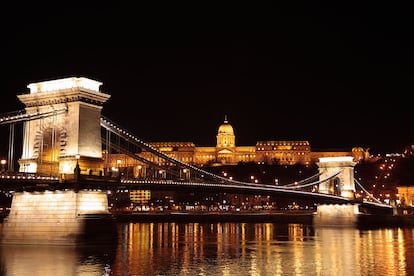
(17, 77, 111, 177)
(316, 156, 356, 200)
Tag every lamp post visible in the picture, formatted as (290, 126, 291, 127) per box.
(74, 154, 81, 174)
(159, 169, 165, 179)
(1, 160, 6, 173)
(117, 159, 121, 179)
(74, 154, 81, 190)
(137, 165, 142, 179)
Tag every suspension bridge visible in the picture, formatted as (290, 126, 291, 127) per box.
(0, 109, 387, 206)
(0, 77, 389, 207)
(0, 77, 392, 207)
(0, 77, 395, 244)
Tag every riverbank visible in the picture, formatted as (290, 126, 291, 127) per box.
(114, 211, 314, 224)
(113, 211, 414, 228)
(2, 210, 414, 228)
(357, 213, 414, 228)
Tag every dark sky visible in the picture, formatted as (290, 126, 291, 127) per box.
(1, 3, 413, 155)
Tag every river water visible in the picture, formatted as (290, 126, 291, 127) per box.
(1, 222, 413, 276)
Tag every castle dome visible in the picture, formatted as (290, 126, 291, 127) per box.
(217, 115, 234, 135)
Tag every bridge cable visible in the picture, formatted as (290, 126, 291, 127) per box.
(354, 178, 383, 204)
(277, 170, 343, 190)
(282, 171, 324, 187)
(100, 116, 353, 190)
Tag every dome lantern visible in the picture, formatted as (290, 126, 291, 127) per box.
(216, 115, 235, 148)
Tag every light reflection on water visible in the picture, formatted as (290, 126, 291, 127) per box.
(1, 222, 414, 275)
(0, 243, 115, 276)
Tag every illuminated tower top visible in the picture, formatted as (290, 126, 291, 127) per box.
(20, 77, 109, 107)
(216, 115, 235, 148)
(27, 77, 102, 94)
(17, 76, 111, 176)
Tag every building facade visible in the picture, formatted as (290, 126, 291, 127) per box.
(137, 116, 366, 168)
(105, 116, 368, 209)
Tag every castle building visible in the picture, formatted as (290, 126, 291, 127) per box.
(107, 116, 368, 178)
(106, 116, 368, 207)
(138, 116, 366, 168)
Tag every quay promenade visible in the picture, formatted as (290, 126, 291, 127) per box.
(112, 209, 414, 228)
(114, 210, 314, 224)
(2, 206, 414, 227)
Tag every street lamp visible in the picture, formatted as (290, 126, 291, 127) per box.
(183, 168, 189, 180)
(137, 165, 142, 179)
(75, 154, 81, 173)
(117, 160, 121, 178)
(1, 160, 6, 173)
(74, 154, 81, 184)
(159, 169, 165, 179)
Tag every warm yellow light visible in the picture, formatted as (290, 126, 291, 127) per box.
(319, 156, 354, 163)
(277, 145, 292, 150)
(27, 77, 102, 93)
(1, 160, 6, 165)
(78, 200, 106, 212)
(77, 192, 108, 213)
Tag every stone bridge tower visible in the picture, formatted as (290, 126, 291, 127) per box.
(17, 77, 111, 177)
(314, 156, 359, 226)
(316, 156, 357, 199)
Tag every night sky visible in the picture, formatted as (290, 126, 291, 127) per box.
(1, 3, 413, 155)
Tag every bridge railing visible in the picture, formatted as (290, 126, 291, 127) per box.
(0, 107, 68, 125)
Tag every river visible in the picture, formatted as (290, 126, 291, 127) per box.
(1, 222, 413, 275)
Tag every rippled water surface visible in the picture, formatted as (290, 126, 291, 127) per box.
(1, 222, 413, 275)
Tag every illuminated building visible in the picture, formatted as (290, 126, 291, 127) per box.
(104, 116, 368, 207)
(130, 190, 151, 205)
(396, 185, 414, 206)
(13, 76, 367, 178)
(17, 77, 110, 177)
(138, 116, 366, 167)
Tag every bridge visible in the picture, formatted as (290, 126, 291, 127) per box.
(0, 77, 394, 244)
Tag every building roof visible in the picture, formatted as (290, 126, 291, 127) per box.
(217, 115, 234, 136)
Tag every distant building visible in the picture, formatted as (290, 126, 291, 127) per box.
(139, 116, 368, 167)
(396, 185, 414, 206)
(106, 116, 369, 179)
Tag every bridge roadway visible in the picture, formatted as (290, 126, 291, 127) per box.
(0, 90, 395, 226)
(0, 111, 371, 207)
(0, 173, 393, 214)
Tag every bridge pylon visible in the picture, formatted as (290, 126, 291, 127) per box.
(17, 77, 111, 177)
(316, 156, 357, 199)
(314, 156, 359, 226)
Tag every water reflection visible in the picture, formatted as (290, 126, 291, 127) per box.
(109, 223, 414, 275)
(1, 245, 77, 275)
(0, 239, 116, 276)
(1, 222, 414, 275)
(111, 223, 315, 275)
